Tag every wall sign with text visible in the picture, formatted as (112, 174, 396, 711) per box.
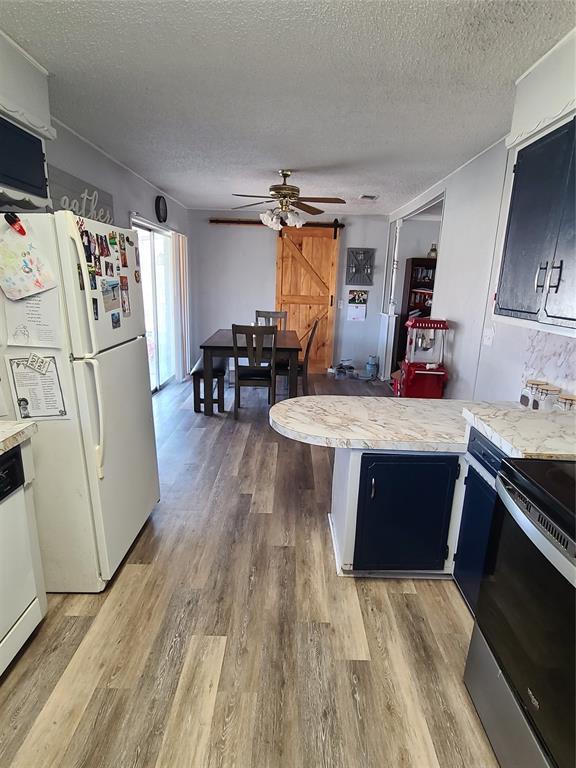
(48, 165, 114, 224)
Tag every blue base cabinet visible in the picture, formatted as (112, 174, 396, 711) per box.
(453, 467, 497, 614)
(353, 453, 459, 571)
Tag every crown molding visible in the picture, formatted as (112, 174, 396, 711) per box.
(0, 29, 49, 76)
(506, 100, 576, 148)
(0, 94, 56, 139)
(0, 183, 51, 210)
(515, 28, 576, 85)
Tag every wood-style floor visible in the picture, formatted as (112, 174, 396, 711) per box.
(0, 376, 498, 768)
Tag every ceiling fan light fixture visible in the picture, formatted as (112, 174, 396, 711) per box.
(260, 209, 283, 230)
(260, 206, 305, 230)
(235, 170, 346, 227)
(260, 210, 274, 227)
(286, 210, 304, 228)
(270, 214, 283, 231)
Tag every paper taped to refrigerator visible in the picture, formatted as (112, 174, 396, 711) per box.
(4, 290, 62, 348)
(0, 235, 57, 300)
(7, 355, 68, 419)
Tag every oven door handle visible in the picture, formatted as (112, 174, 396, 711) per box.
(496, 475, 576, 586)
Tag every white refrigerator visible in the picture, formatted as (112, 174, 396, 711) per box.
(0, 210, 160, 592)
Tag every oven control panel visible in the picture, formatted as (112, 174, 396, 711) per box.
(499, 475, 575, 561)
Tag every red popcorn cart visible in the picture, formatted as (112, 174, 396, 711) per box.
(395, 318, 449, 398)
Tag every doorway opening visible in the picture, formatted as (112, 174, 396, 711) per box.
(384, 196, 445, 375)
(133, 223, 176, 391)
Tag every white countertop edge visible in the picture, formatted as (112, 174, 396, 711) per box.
(462, 407, 576, 459)
(0, 421, 38, 456)
(269, 414, 466, 453)
(462, 408, 522, 458)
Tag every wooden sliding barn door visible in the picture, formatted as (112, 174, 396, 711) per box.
(276, 227, 340, 372)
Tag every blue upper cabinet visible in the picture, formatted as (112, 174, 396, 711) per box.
(542, 147, 575, 327)
(354, 453, 459, 572)
(0, 116, 48, 199)
(495, 117, 575, 329)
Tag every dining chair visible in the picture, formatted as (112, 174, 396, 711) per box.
(275, 318, 319, 396)
(232, 324, 277, 419)
(255, 309, 288, 330)
(256, 310, 289, 370)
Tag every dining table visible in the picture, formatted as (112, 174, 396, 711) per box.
(199, 328, 302, 416)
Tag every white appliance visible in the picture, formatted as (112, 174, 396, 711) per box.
(0, 211, 160, 592)
(0, 440, 47, 676)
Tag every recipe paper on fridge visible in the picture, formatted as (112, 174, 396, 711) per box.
(5, 355, 68, 420)
(4, 290, 62, 348)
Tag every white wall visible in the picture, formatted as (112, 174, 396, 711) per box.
(334, 216, 389, 368)
(386, 31, 576, 403)
(188, 210, 277, 357)
(389, 137, 575, 402)
(45, 122, 190, 233)
(390, 141, 508, 399)
(475, 324, 576, 401)
(473, 33, 576, 401)
(188, 211, 389, 368)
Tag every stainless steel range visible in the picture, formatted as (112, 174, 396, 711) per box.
(464, 458, 575, 768)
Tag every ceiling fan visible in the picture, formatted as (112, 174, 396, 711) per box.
(232, 170, 346, 215)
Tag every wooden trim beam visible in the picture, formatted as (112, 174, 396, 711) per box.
(208, 217, 345, 231)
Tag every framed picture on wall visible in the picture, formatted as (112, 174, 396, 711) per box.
(346, 248, 375, 285)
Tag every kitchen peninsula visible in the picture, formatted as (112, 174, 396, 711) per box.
(269, 396, 576, 575)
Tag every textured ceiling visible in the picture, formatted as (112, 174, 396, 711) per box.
(0, 1, 573, 214)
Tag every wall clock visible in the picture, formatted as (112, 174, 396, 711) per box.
(155, 195, 168, 223)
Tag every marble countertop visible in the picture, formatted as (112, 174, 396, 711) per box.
(463, 404, 576, 460)
(269, 395, 575, 459)
(269, 396, 478, 452)
(0, 421, 37, 456)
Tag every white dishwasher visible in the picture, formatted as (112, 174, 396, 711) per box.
(0, 445, 46, 676)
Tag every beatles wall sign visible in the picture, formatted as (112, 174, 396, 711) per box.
(48, 165, 114, 224)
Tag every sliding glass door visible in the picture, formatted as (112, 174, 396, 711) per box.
(153, 231, 176, 385)
(135, 224, 176, 391)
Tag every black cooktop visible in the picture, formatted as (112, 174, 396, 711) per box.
(501, 458, 575, 540)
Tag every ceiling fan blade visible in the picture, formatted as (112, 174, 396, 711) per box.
(232, 194, 272, 199)
(293, 201, 324, 215)
(298, 197, 346, 204)
(232, 199, 274, 210)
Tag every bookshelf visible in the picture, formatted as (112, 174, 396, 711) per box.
(393, 257, 437, 367)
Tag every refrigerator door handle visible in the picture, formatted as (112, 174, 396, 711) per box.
(68, 229, 98, 357)
(84, 359, 106, 479)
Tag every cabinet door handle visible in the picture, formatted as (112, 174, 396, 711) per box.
(370, 477, 376, 499)
(533, 262, 548, 292)
(545, 259, 563, 293)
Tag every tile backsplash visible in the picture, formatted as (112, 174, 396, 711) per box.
(522, 330, 576, 394)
